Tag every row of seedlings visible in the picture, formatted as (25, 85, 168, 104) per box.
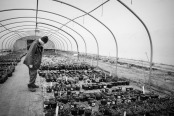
(0, 51, 26, 83)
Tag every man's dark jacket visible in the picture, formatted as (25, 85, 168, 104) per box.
(23, 39, 43, 69)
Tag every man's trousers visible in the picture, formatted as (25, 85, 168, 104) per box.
(29, 68, 37, 85)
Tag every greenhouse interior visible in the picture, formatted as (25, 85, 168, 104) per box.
(0, 0, 174, 116)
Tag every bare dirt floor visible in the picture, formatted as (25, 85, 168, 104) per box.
(0, 54, 173, 116)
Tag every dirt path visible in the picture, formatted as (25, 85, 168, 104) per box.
(0, 57, 43, 116)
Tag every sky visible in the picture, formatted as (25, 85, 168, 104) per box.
(0, 0, 174, 65)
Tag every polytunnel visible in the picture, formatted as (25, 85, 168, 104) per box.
(0, 0, 174, 116)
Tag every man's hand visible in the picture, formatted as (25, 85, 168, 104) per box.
(29, 65, 33, 68)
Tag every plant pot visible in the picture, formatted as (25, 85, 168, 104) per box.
(46, 86, 52, 93)
(93, 84, 98, 89)
(150, 94, 159, 99)
(95, 93, 102, 100)
(126, 87, 133, 91)
(44, 111, 54, 116)
(140, 94, 149, 101)
(103, 108, 111, 115)
(49, 100, 57, 109)
(78, 107, 85, 115)
(101, 99, 107, 105)
(71, 108, 78, 115)
(43, 101, 51, 110)
(54, 90, 58, 97)
(85, 109, 92, 116)
(61, 97, 68, 104)
(0, 74, 8, 83)
(107, 83, 112, 88)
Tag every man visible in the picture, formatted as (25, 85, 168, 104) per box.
(24, 36, 48, 92)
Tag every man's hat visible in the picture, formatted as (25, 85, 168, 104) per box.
(41, 36, 48, 43)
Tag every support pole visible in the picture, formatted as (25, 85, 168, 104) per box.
(35, 0, 39, 36)
(117, 0, 153, 92)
